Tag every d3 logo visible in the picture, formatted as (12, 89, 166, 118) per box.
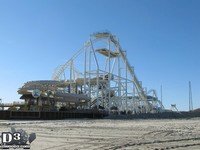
(2, 132, 21, 143)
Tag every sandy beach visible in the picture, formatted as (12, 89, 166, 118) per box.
(0, 118, 200, 150)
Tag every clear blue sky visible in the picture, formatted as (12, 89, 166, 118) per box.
(0, 0, 199, 111)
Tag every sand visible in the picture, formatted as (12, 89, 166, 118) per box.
(0, 118, 200, 150)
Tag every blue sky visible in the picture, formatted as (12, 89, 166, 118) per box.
(0, 0, 199, 110)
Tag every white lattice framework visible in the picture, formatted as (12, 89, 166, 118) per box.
(52, 32, 164, 113)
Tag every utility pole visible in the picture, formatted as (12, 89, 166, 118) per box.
(160, 85, 163, 105)
(189, 81, 193, 111)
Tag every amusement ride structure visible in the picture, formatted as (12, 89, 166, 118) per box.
(1, 32, 164, 114)
(3, 32, 200, 120)
(50, 32, 164, 113)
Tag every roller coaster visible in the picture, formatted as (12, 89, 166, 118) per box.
(3, 32, 200, 120)
(50, 32, 164, 113)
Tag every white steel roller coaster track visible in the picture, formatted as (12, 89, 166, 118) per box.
(52, 32, 152, 111)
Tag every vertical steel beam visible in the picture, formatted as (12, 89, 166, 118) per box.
(90, 38, 100, 109)
(108, 36, 111, 111)
(88, 48, 91, 108)
(125, 51, 128, 113)
(84, 47, 87, 95)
